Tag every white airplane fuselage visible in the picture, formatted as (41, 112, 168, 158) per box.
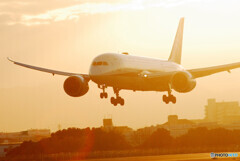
(89, 53, 185, 92)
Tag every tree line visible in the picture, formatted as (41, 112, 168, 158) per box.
(6, 127, 240, 157)
(141, 127, 240, 149)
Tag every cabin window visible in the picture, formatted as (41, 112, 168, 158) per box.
(92, 62, 97, 66)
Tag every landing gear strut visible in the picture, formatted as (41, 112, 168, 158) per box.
(98, 84, 108, 99)
(110, 88, 124, 106)
(162, 89, 176, 104)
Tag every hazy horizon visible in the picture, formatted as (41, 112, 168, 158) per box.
(1, 0, 240, 132)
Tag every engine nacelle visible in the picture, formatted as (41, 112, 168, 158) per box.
(63, 75, 89, 97)
(171, 71, 196, 93)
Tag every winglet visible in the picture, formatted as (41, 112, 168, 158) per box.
(7, 57, 14, 63)
(168, 17, 184, 64)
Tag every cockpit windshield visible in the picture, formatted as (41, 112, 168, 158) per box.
(92, 61, 108, 66)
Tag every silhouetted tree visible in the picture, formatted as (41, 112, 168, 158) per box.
(7, 126, 240, 157)
(175, 127, 240, 148)
(140, 128, 173, 149)
(7, 127, 131, 156)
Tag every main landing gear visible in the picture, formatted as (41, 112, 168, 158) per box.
(99, 85, 108, 99)
(162, 90, 176, 104)
(110, 88, 125, 106)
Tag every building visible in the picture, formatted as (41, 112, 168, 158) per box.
(205, 99, 240, 124)
(0, 129, 51, 143)
(113, 126, 133, 144)
(0, 143, 20, 157)
(191, 99, 240, 130)
(101, 118, 134, 144)
(102, 118, 113, 131)
(132, 115, 196, 145)
(27, 129, 50, 137)
(158, 115, 195, 137)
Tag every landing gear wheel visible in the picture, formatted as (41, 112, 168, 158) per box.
(102, 92, 108, 98)
(100, 93, 103, 99)
(171, 95, 176, 104)
(111, 97, 117, 106)
(168, 95, 176, 104)
(119, 97, 124, 106)
(163, 95, 169, 104)
(111, 97, 115, 104)
(100, 92, 108, 99)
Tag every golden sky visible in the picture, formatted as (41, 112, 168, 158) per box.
(1, 0, 240, 132)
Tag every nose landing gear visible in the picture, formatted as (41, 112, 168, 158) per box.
(100, 92, 108, 99)
(98, 84, 108, 99)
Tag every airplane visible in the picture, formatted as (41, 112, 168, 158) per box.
(8, 17, 240, 106)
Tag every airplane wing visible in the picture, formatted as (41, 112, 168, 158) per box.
(139, 62, 240, 80)
(188, 62, 240, 79)
(7, 57, 90, 81)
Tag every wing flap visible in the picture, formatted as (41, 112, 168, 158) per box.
(188, 62, 240, 78)
(8, 57, 90, 81)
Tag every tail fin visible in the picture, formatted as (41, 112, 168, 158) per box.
(168, 17, 184, 64)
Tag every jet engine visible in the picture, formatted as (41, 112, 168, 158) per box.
(63, 75, 89, 97)
(170, 71, 196, 93)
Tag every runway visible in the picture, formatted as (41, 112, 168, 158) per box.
(82, 153, 240, 161)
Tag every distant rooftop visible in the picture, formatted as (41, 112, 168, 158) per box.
(163, 115, 194, 125)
